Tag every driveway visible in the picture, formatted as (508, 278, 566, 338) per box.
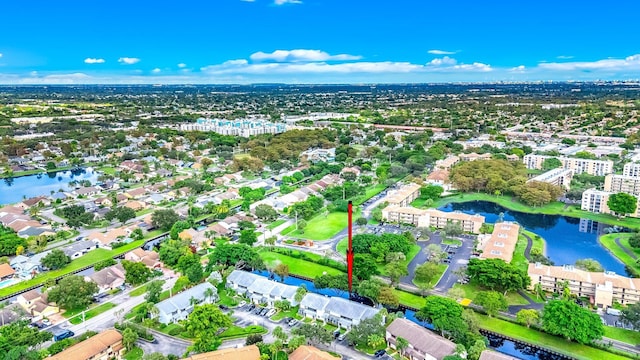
(433, 234, 474, 292)
(137, 329, 191, 357)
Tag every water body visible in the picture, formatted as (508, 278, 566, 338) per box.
(0, 167, 100, 205)
(438, 201, 627, 274)
(252, 270, 563, 360)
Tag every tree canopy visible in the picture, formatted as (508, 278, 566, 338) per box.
(466, 258, 530, 293)
(607, 192, 638, 217)
(48, 275, 99, 310)
(41, 249, 71, 270)
(207, 243, 264, 271)
(542, 300, 603, 344)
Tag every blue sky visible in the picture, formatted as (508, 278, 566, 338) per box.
(1, 0, 640, 84)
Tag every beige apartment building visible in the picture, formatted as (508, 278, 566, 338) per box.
(523, 154, 613, 176)
(527, 168, 573, 190)
(623, 162, 640, 178)
(436, 155, 460, 169)
(528, 263, 640, 308)
(581, 188, 640, 217)
(478, 222, 520, 262)
(49, 329, 124, 360)
(382, 205, 485, 233)
(384, 183, 422, 207)
(604, 174, 640, 196)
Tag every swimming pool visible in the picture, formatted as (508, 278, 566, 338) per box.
(0, 278, 20, 289)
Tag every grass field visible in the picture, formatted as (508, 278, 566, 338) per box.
(413, 263, 447, 288)
(476, 315, 631, 360)
(271, 306, 302, 321)
(286, 209, 361, 241)
(352, 183, 387, 206)
(452, 283, 530, 306)
(98, 166, 117, 175)
(267, 219, 287, 230)
(604, 326, 640, 345)
(0, 239, 146, 298)
(220, 325, 266, 340)
(442, 238, 462, 246)
(68, 302, 116, 325)
(423, 192, 640, 229)
(259, 250, 343, 277)
(124, 347, 143, 360)
(129, 284, 149, 297)
(393, 289, 427, 309)
(600, 233, 640, 275)
(336, 240, 421, 277)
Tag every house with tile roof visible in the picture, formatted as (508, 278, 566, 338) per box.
(48, 329, 124, 360)
(154, 282, 218, 324)
(386, 318, 456, 360)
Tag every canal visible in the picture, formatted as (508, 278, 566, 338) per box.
(253, 270, 567, 360)
(438, 201, 627, 275)
(0, 167, 100, 205)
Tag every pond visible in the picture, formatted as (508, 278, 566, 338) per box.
(252, 270, 565, 360)
(438, 201, 627, 274)
(0, 167, 100, 205)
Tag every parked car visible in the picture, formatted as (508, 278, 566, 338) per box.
(338, 332, 348, 341)
(333, 329, 341, 338)
(260, 308, 270, 316)
(253, 307, 262, 315)
(54, 330, 75, 342)
(238, 301, 247, 308)
(374, 349, 386, 357)
(288, 319, 299, 327)
(219, 304, 229, 311)
(247, 304, 255, 311)
(266, 308, 277, 317)
(41, 319, 51, 326)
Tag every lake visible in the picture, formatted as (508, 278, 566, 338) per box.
(0, 167, 100, 205)
(438, 201, 627, 274)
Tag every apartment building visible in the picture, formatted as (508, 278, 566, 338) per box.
(435, 155, 459, 170)
(478, 222, 520, 262)
(49, 329, 124, 360)
(298, 293, 380, 329)
(623, 162, 640, 178)
(382, 205, 485, 233)
(384, 183, 422, 207)
(386, 318, 456, 360)
(226, 270, 299, 307)
(522, 154, 613, 176)
(604, 174, 640, 196)
(527, 168, 573, 190)
(528, 263, 640, 308)
(581, 188, 640, 217)
(180, 118, 286, 137)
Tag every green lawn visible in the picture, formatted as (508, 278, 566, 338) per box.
(0, 239, 147, 298)
(98, 166, 117, 175)
(68, 302, 116, 325)
(352, 183, 387, 206)
(428, 192, 640, 230)
(217, 284, 240, 307)
(600, 233, 640, 275)
(511, 235, 530, 272)
(271, 306, 302, 321)
(393, 289, 427, 309)
(412, 264, 447, 288)
(124, 347, 143, 360)
(336, 240, 421, 277)
(287, 209, 362, 241)
(442, 238, 462, 246)
(259, 250, 343, 277)
(267, 219, 287, 230)
(604, 326, 640, 345)
(219, 325, 266, 340)
(476, 315, 631, 360)
(129, 284, 149, 297)
(452, 283, 530, 306)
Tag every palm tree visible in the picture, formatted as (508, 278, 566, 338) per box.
(396, 337, 409, 358)
(367, 334, 385, 350)
(204, 287, 215, 303)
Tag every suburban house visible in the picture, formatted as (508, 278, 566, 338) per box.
(10, 252, 48, 278)
(298, 293, 380, 329)
(62, 240, 99, 259)
(184, 345, 260, 360)
(86, 264, 126, 294)
(289, 345, 336, 360)
(0, 263, 16, 280)
(124, 248, 162, 268)
(48, 329, 124, 360)
(73, 186, 101, 197)
(226, 270, 299, 306)
(386, 318, 456, 360)
(155, 282, 218, 324)
(87, 228, 129, 249)
(0, 303, 26, 326)
(479, 350, 519, 360)
(16, 290, 59, 321)
(179, 228, 208, 248)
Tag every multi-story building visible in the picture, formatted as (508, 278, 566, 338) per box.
(522, 154, 613, 176)
(385, 318, 456, 360)
(49, 329, 124, 360)
(435, 155, 459, 170)
(382, 205, 485, 233)
(604, 174, 640, 196)
(623, 162, 640, 178)
(459, 152, 492, 162)
(527, 168, 573, 190)
(581, 188, 640, 217)
(180, 118, 286, 137)
(528, 263, 640, 308)
(298, 293, 380, 329)
(384, 183, 422, 207)
(478, 222, 520, 262)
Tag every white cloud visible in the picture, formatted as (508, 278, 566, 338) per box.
(274, 0, 302, 4)
(428, 49, 457, 55)
(241, 0, 255, 2)
(202, 61, 422, 75)
(510, 65, 526, 73)
(151, 68, 161, 73)
(427, 56, 457, 66)
(0, 53, 3, 58)
(118, 57, 140, 65)
(84, 58, 105, 64)
(250, 49, 361, 62)
(539, 54, 640, 71)
(557, 55, 574, 59)
(177, 63, 187, 68)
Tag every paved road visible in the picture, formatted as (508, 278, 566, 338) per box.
(433, 234, 474, 292)
(615, 236, 637, 260)
(400, 235, 436, 285)
(137, 329, 191, 357)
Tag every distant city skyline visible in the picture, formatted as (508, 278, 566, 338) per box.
(1, 0, 640, 84)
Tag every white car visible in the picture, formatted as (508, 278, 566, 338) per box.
(266, 308, 277, 317)
(238, 301, 247, 307)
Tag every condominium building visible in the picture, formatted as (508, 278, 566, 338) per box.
(436, 155, 459, 170)
(581, 188, 640, 217)
(459, 152, 492, 162)
(382, 205, 485, 233)
(527, 168, 573, 190)
(478, 222, 520, 262)
(384, 183, 422, 207)
(528, 263, 640, 308)
(180, 118, 286, 137)
(623, 162, 640, 178)
(49, 329, 124, 360)
(604, 174, 640, 196)
(522, 154, 613, 176)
